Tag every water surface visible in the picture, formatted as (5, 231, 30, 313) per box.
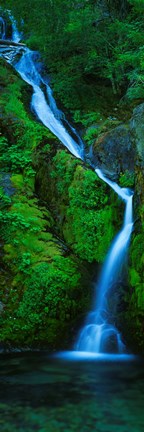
(0, 352, 144, 431)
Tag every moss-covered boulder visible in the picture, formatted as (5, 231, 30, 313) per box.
(35, 148, 119, 264)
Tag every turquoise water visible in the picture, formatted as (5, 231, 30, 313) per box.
(0, 353, 144, 431)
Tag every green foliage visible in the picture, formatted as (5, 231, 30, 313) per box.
(2, 0, 144, 112)
(129, 268, 141, 287)
(66, 167, 115, 262)
(125, 215, 144, 350)
(51, 150, 79, 196)
(80, 112, 102, 128)
(0, 63, 87, 346)
(47, 154, 116, 263)
(0, 186, 11, 209)
(2, 256, 81, 342)
(0, 180, 84, 344)
(1, 1, 143, 348)
(84, 127, 101, 147)
(1, 144, 32, 172)
(119, 170, 135, 188)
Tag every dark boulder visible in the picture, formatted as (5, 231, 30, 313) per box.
(93, 125, 135, 180)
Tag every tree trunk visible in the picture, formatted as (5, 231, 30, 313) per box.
(0, 39, 26, 47)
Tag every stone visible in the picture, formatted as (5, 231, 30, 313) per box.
(0, 302, 4, 313)
(93, 124, 135, 179)
(130, 103, 144, 166)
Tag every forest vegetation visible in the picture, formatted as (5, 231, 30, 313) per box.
(0, 0, 144, 351)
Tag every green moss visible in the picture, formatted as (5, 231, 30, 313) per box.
(124, 197, 144, 351)
(37, 152, 117, 263)
(1, 181, 87, 345)
(66, 167, 115, 262)
(0, 61, 90, 346)
(119, 170, 135, 188)
(11, 174, 24, 189)
(130, 268, 141, 288)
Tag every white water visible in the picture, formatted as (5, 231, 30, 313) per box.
(0, 17, 6, 39)
(0, 15, 134, 357)
(15, 49, 83, 159)
(76, 170, 133, 354)
(7, 11, 21, 43)
(11, 19, 21, 43)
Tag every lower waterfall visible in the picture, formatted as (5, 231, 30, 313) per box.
(76, 170, 133, 354)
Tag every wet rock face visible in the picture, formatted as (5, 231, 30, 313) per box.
(130, 103, 144, 166)
(93, 125, 135, 180)
(92, 103, 144, 180)
(0, 173, 15, 196)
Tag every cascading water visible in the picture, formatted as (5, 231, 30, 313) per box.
(76, 169, 133, 354)
(11, 17, 21, 43)
(1, 14, 83, 160)
(15, 49, 83, 160)
(0, 15, 134, 358)
(0, 17, 6, 39)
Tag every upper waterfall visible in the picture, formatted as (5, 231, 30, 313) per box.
(15, 49, 83, 160)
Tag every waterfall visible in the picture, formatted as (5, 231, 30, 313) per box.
(0, 15, 83, 159)
(8, 11, 21, 43)
(11, 19, 21, 43)
(0, 17, 6, 39)
(14, 49, 83, 160)
(0, 15, 134, 358)
(76, 169, 133, 354)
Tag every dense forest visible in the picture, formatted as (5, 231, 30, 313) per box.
(0, 0, 144, 352)
(1, 0, 144, 113)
